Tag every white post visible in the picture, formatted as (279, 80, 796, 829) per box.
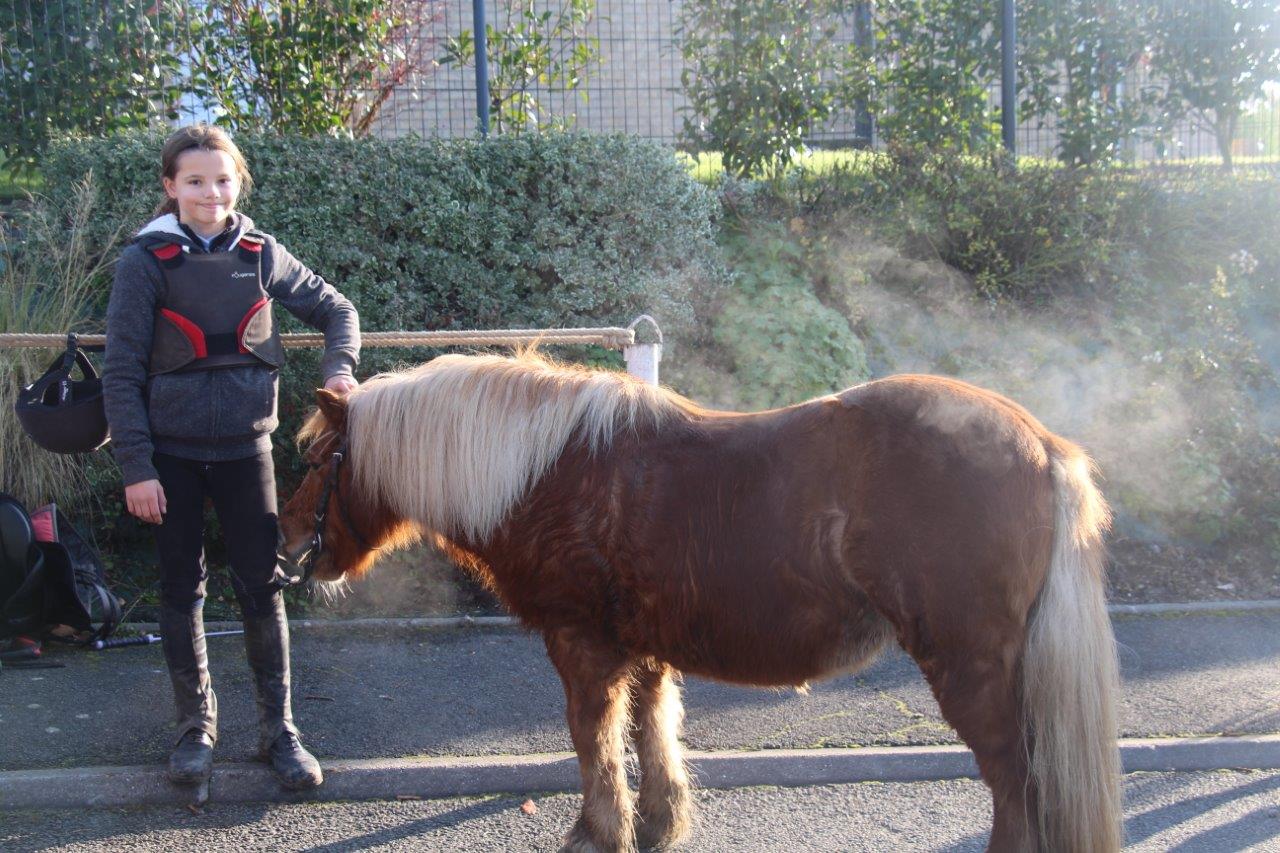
(624, 342, 662, 385)
(623, 315, 663, 386)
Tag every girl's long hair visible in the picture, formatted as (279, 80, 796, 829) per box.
(153, 124, 254, 216)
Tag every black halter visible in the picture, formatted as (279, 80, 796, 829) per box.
(276, 433, 371, 587)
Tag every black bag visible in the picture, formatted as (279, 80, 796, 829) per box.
(0, 493, 120, 644)
(0, 493, 41, 636)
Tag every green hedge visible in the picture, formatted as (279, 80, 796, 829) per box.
(45, 131, 724, 334)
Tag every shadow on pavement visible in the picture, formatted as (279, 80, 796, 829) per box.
(303, 796, 515, 852)
(1125, 771, 1280, 846)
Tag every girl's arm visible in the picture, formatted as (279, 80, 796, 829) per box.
(263, 239, 361, 386)
(103, 247, 163, 487)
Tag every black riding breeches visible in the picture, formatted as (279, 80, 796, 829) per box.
(153, 451, 282, 618)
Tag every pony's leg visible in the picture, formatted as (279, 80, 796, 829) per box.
(628, 659, 693, 849)
(545, 629, 637, 853)
(918, 645, 1036, 852)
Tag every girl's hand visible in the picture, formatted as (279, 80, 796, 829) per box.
(324, 374, 358, 396)
(125, 479, 167, 525)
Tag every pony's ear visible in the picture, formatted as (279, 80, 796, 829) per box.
(315, 388, 349, 431)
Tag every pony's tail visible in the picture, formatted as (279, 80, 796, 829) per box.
(1022, 449, 1122, 852)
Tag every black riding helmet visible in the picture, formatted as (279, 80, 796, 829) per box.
(14, 334, 110, 454)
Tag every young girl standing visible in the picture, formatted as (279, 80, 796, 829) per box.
(104, 125, 360, 791)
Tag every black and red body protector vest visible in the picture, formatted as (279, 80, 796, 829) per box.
(143, 232, 286, 376)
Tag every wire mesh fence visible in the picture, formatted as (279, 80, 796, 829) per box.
(2, 0, 1277, 166)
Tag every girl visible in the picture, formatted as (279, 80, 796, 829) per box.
(104, 124, 360, 791)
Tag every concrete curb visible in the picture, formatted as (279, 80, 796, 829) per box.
(3, 735, 1278, 811)
(1107, 599, 1280, 616)
(118, 599, 1280, 635)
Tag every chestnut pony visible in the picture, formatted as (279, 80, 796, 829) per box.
(279, 351, 1121, 853)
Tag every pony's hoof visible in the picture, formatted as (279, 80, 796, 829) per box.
(560, 816, 637, 853)
(635, 795, 693, 849)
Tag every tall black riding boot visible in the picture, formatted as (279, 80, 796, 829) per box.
(242, 594, 323, 790)
(159, 604, 217, 784)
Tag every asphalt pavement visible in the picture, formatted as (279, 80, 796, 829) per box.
(2, 770, 1278, 852)
(2, 610, 1277, 772)
(0, 609, 1278, 851)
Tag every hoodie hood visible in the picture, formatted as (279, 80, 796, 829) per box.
(135, 212, 255, 251)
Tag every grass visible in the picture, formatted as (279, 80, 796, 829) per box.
(677, 148, 884, 182)
(677, 146, 1280, 183)
(0, 162, 43, 201)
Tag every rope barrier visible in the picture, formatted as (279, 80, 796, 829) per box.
(0, 327, 636, 351)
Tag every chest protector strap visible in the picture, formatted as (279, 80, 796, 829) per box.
(145, 233, 286, 375)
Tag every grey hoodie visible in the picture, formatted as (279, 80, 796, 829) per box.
(104, 213, 360, 486)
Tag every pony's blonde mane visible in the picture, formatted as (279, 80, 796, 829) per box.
(331, 351, 695, 543)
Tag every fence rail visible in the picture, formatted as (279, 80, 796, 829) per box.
(0, 327, 637, 351)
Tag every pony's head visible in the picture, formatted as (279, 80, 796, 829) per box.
(278, 388, 416, 583)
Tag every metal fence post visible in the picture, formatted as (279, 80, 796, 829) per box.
(473, 0, 491, 137)
(1000, 0, 1016, 155)
(854, 1, 874, 147)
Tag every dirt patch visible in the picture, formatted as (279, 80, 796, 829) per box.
(1107, 538, 1280, 604)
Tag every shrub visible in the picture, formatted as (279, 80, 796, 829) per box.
(777, 148, 1153, 304)
(1018, 0, 1155, 166)
(443, 0, 602, 134)
(0, 1, 182, 175)
(870, 0, 1000, 152)
(709, 223, 869, 409)
(676, 0, 864, 178)
(45, 131, 725, 448)
(45, 132, 723, 336)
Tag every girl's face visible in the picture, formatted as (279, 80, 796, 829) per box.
(163, 148, 241, 237)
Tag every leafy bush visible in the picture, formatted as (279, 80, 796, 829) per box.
(45, 132, 725, 453)
(190, 0, 439, 136)
(443, 0, 601, 134)
(787, 148, 1154, 304)
(708, 155, 1280, 556)
(745, 149, 1280, 310)
(707, 223, 869, 409)
(44, 132, 723, 338)
(0, 1, 182, 174)
(870, 0, 1000, 152)
(1100, 260, 1280, 546)
(1018, 0, 1155, 166)
(676, 0, 864, 178)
